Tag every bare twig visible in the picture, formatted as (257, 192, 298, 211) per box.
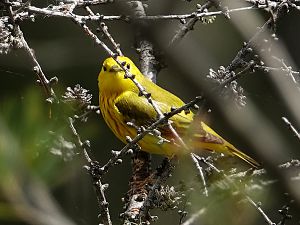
(169, 1, 213, 46)
(221, 60, 255, 87)
(246, 0, 300, 10)
(282, 117, 300, 142)
(226, 17, 272, 74)
(68, 117, 91, 163)
(84, 6, 123, 56)
(72, 0, 112, 6)
(92, 179, 112, 225)
(254, 64, 300, 77)
(6, 2, 57, 102)
(68, 117, 112, 225)
(272, 56, 300, 85)
(10, 14, 113, 222)
(71, 16, 116, 56)
(123, 6, 258, 21)
(226, 1, 287, 76)
(99, 96, 203, 175)
(15, 4, 263, 23)
(246, 197, 276, 225)
(190, 153, 208, 197)
(192, 154, 278, 225)
(17, 5, 124, 21)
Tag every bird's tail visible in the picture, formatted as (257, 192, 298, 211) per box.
(192, 122, 260, 168)
(226, 144, 260, 168)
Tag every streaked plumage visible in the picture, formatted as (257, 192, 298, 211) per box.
(98, 56, 259, 168)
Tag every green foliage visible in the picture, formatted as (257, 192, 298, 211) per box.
(0, 88, 63, 179)
(0, 87, 74, 221)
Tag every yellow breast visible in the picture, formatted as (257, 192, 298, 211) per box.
(99, 94, 178, 156)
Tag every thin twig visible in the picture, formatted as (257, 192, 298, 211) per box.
(93, 179, 113, 225)
(72, 15, 116, 56)
(16, 5, 263, 22)
(118, 6, 257, 20)
(6, 3, 57, 101)
(84, 6, 123, 56)
(255, 64, 300, 76)
(246, 197, 276, 225)
(282, 117, 300, 142)
(246, 0, 295, 9)
(192, 154, 276, 225)
(272, 56, 300, 84)
(68, 117, 112, 225)
(99, 96, 203, 175)
(226, 1, 287, 75)
(17, 5, 123, 21)
(68, 117, 91, 163)
(221, 60, 255, 87)
(190, 153, 208, 197)
(226, 17, 273, 73)
(73, 0, 112, 6)
(169, 1, 213, 46)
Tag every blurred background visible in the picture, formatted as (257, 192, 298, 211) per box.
(1, 0, 300, 224)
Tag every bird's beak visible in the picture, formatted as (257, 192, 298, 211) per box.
(109, 65, 123, 72)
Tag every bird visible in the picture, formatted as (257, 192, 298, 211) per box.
(98, 56, 260, 168)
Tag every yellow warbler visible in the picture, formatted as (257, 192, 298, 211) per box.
(98, 56, 259, 168)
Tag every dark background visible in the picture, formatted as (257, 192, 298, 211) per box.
(1, 1, 300, 224)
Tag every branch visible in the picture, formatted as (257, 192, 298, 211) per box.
(99, 96, 203, 175)
(246, 197, 276, 225)
(17, 5, 124, 21)
(6, 2, 57, 102)
(84, 6, 123, 56)
(282, 117, 300, 142)
(226, 1, 288, 75)
(191, 154, 276, 225)
(169, 1, 213, 46)
(126, 6, 258, 21)
(68, 117, 112, 225)
(190, 153, 208, 197)
(13, 4, 265, 23)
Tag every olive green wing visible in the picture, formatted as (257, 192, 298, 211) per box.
(115, 91, 156, 127)
(114, 91, 193, 137)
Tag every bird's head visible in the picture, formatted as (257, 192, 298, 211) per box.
(98, 56, 142, 95)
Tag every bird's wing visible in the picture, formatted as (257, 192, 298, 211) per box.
(114, 91, 193, 138)
(115, 91, 157, 127)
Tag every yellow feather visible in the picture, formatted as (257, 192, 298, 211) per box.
(98, 56, 260, 168)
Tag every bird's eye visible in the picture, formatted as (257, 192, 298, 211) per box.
(121, 61, 126, 67)
(103, 66, 107, 72)
(126, 64, 130, 69)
